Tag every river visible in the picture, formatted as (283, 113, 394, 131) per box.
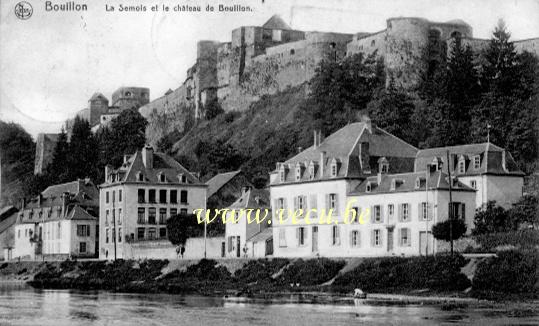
(0, 283, 537, 325)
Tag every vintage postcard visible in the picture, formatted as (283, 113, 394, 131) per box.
(0, 0, 538, 325)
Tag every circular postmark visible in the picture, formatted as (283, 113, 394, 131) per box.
(14, 1, 33, 20)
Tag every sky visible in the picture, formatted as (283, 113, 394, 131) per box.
(1, 0, 538, 139)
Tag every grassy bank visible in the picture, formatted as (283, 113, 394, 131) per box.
(3, 251, 537, 301)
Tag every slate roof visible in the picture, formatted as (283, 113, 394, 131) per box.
(0, 206, 18, 221)
(263, 15, 292, 30)
(274, 122, 418, 184)
(104, 146, 203, 186)
(415, 142, 524, 176)
(349, 170, 476, 195)
(206, 170, 242, 198)
(228, 188, 271, 210)
(41, 179, 99, 200)
(0, 211, 18, 235)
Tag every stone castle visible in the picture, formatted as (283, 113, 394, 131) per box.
(34, 15, 539, 175)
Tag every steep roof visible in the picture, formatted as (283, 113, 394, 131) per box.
(65, 205, 97, 221)
(228, 188, 271, 209)
(89, 92, 108, 102)
(206, 170, 242, 198)
(349, 170, 475, 195)
(41, 179, 98, 199)
(247, 227, 272, 243)
(0, 206, 18, 221)
(274, 122, 418, 184)
(0, 211, 17, 235)
(263, 15, 292, 30)
(415, 142, 524, 176)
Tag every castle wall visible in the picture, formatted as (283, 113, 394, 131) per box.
(34, 134, 59, 175)
(515, 38, 539, 56)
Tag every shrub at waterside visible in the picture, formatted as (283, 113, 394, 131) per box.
(277, 258, 346, 287)
(472, 250, 539, 299)
(332, 254, 471, 293)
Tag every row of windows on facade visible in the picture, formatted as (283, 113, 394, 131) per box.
(137, 207, 188, 224)
(279, 160, 341, 182)
(278, 226, 414, 248)
(275, 194, 466, 222)
(431, 155, 482, 174)
(17, 224, 94, 240)
(104, 226, 167, 243)
(138, 189, 188, 204)
(21, 206, 63, 220)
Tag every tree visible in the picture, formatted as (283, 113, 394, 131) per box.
(204, 98, 224, 120)
(67, 116, 99, 181)
(194, 139, 246, 178)
(166, 213, 204, 257)
(472, 201, 514, 235)
(432, 219, 467, 242)
(46, 127, 70, 184)
(508, 194, 539, 229)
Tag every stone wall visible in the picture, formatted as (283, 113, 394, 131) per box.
(126, 237, 224, 260)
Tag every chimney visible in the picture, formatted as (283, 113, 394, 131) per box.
(377, 172, 382, 185)
(37, 194, 43, 207)
(61, 192, 69, 217)
(319, 151, 326, 178)
(142, 145, 154, 169)
(501, 150, 507, 171)
(20, 198, 27, 210)
(358, 142, 370, 173)
(105, 165, 112, 182)
(313, 130, 319, 148)
(254, 196, 260, 205)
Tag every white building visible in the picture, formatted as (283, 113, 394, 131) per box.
(415, 143, 525, 209)
(12, 179, 99, 260)
(99, 145, 207, 260)
(224, 187, 272, 258)
(269, 120, 420, 258)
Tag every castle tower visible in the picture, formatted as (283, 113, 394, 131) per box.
(111, 87, 150, 111)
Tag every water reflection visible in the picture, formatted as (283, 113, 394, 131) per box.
(0, 283, 537, 326)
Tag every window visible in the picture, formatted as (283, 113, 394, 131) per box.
(180, 190, 188, 204)
(148, 208, 156, 224)
(159, 208, 167, 224)
(105, 210, 109, 225)
(76, 225, 90, 237)
(137, 227, 145, 240)
(170, 208, 177, 217)
(159, 227, 167, 239)
(331, 162, 337, 177)
(415, 178, 421, 189)
(106, 191, 109, 204)
(328, 193, 338, 211)
(279, 167, 286, 182)
(137, 208, 145, 224)
(170, 190, 177, 204)
(366, 182, 372, 193)
(79, 242, 86, 253)
(118, 228, 122, 243)
(331, 225, 341, 245)
(309, 164, 315, 180)
(470, 180, 477, 189)
(159, 189, 167, 203)
(390, 179, 396, 191)
(373, 229, 382, 247)
(473, 156, 480, 169)
(148, 228, 157, 240)
(180, 208, 188, 215)
(458, 159, 466, 174)
(296, 196, 306, 211)
(148, 189, 156, 203)
(400, 228, 410, 246)
(371, 40, 376, 46)
(118, 190, 122, 202)
(297, 227, 306, 246)
(351, 230, 360, 247)
(420, 202, 429, 220)
(279, 229, 287, 247)
(228, 236, 236, 252)
(290, 49, 295, 55)
(118, 209, 122, 225)
(138, 189, 145, 203)
(450, 202, 466, 220)
(373, 205, 382, 223)
(400, 203, 409, 222)
(295, 166, 301, 181)
(388, 204, 394, 221)
(381, 163, 389, 173)
(106, 228, 110, 243)
(178, 174, 187, 183)
(159, 174, 166, 183)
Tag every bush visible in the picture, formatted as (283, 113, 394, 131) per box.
(432, 219, 467, 241)
(234, 259, 289, 284)
(333, 254, 470, 293)
(473, 201, 514, 235)
(472, 249, 539, 299)
(475, 230, 539, 251)
(277, 258, 346, 286)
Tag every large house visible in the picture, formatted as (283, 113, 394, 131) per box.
(269, 120, 420, 258)
(414, 143, 524, 209)
(99, 145, 207, 260)
(12, 179, 99, 260)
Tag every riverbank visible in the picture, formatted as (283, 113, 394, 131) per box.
(1, 250, 537, 304)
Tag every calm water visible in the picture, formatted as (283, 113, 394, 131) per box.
(0, 283, 538, 326)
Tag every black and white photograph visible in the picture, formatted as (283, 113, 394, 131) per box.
(0, 0, 538, 324)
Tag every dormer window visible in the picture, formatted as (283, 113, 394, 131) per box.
(295, 164, 302, 181)
(137, 171, 144, 182)
(415, 178, 421, 189)
(330, 159, 338, 178)
(390, 179, 396, 191)
(378, 157, 389, 173)
(158, 173, 166, 183)
(458, 157, 466, 174)
(432, 157, 443, 171)
(366, 182, 372, 193)
(309, 162, 316, 180)
(279, 165, 286, 183)
(473, 155, 480, 169)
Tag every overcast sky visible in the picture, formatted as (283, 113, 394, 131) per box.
(1, 0, 538, 139)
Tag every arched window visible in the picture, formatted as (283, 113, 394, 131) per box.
(366, 182, 372, 193)
(290, 49, 295, 55)
(295, 164, 302, 181)
(330, 159, 338, 178)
